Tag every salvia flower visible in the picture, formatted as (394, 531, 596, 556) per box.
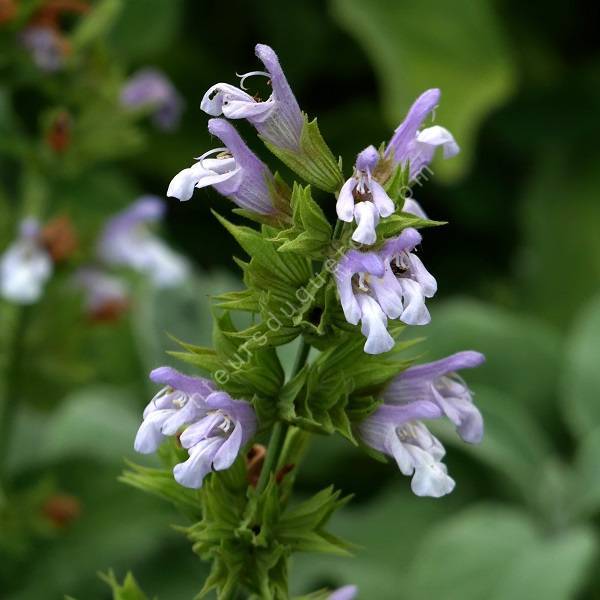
(98, 196, 188, 288)
(335, 228, 436, 354)
(21, 26, 67, 72)
(329, 585, 358, 600)
(120, 68, 183, 131)
(384, 88, 459, 181)
(357, 351, 484, 497)
(168, 118, 289, 218)
(135, 367, 257, 489)
(72, 267, 129, 321)
(336, 145, 395, 245)
(0, 218, 52, 304)
(383, 351, 485, 444)
(402, 197, 428, 220)
(201, 43, 303, 151)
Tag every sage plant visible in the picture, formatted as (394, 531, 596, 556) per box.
(126, 43, 484, 599)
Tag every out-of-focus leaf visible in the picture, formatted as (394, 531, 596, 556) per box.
(560, 294, 600, 437)
(490, 527, 597, 600)
(108, 0, 183, 61)
(406, 299, 562, 420)
(40, 386, 140, 464)
(7, 470, 176, 600)
(406, 505, 596, 600)
(519, 154, 600, 328)
(291, 484, 463, 599)
(569, 426, 600, 520)
(131, 270, 245, 375)
(331, 0, 515, 179)
(70, 0, 123, 50)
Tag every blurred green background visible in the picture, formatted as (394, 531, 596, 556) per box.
(1, 0, 600, 598)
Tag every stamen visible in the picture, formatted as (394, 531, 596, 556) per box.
(236, 70, 271, 91)
(172, 392, 188, 409)
(218, 415, 232, 433)
(194, 147, 229, 162)
(358, 272, 369, 292)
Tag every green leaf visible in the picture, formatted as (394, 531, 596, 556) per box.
(40, 387, 140, 464)
(560, 294, 600, 437)
(70, 0, 123, 50)
(108, 0, 184, 61)
(406, 505, 597, 600)
(430, 385, 552, 504)
(262, 115, 344, 193)
(518, 154, 600, 328)
(568, 426, 600, 520)
(331, 0, 516, 179)
(490, 528, 597, 600)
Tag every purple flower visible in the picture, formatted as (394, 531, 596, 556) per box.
(21, 26, 66, 72)
(384, 89, 459, 180)
(336, 146, 395, 245)
(120, 68, 183, 131)
(201, 44, 303, 151)
(334, 228, 436, 354)
(402, 197, 428, 219)
(98, 196, 188, 288)
(329, 585, 358, 600)
(135, 367, 257, 489)
(168, 118, 288, 218)
(384, 351, 485, 444)
(357, 351, 484, 497)
(0, 218, 52, 304)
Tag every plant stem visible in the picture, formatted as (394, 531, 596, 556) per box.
(256, 337, 311, 494)
(255, 421, 286, 494)
(0, 306, 30, 485)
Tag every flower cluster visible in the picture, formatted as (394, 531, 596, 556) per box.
(135, 367, 256, 488)
(134, 42, 482, 498)
(129, 42, 485, 599)
(333, 89, 459, 354)
(357, 352, 485, 497)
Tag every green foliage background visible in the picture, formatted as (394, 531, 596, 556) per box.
(1, 0, 600, 598)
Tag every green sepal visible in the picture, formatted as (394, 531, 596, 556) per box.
(120, 461, 202, 521)
(213, 289, 260, 312)
(382, 159, 410, 201)
(168, 314, 285, 402)
(187, 464, 352, 598)
(261, 115, 344, 193)
(214, 211, 316, 348)
(376, 213, 446, 242)
(99, 570, 153, 600)
(278, 326, 421, 438)
(271, 183, 333, 259)
(276, 486, 354, 556)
